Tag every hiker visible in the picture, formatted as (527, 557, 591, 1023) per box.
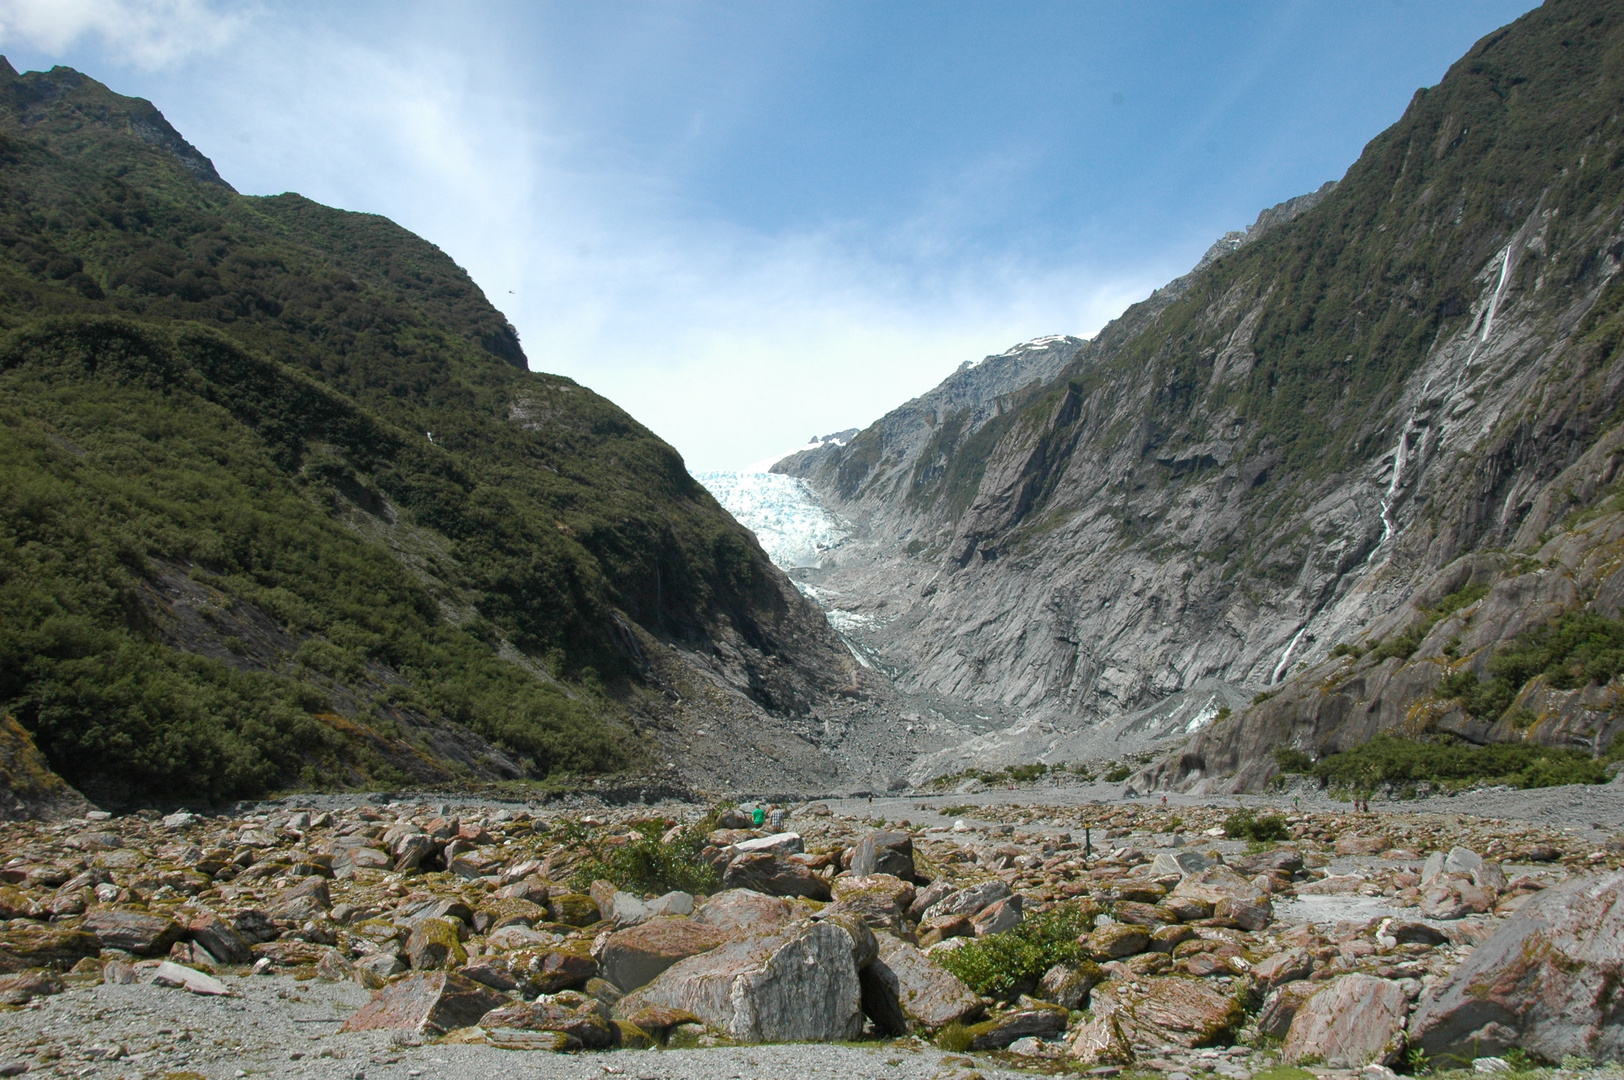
(768, 804, 787, 830)
(752, 805, 765, 828)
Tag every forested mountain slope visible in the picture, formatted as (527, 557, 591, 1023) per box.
(0, 61, 863, 805)
(783, 0, 1624, 789)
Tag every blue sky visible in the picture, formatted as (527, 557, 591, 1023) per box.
(1, 1, 1539, 469)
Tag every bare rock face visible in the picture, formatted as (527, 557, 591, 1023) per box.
(1410, 871, 1624, 1063)
(861, 933, 982, 1031)
(1284, 974, 1409, 1068)
(614, 922, 862, 1043)
(340, 971, 506, 1035)
(599, 917, 730, 993)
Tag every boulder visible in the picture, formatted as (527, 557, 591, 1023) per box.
(1087, 924, 1150, 960)
(964, 1003, 1068, 1050)
(82, 909, 183, 956)
(826, 874, 915, 936)
(615, 922, 863, 1042)
(1410, 871, 1624, 1063)
(405, 917, 467, 970)
(1284, 974, 1408, 1068)
(693, 889, 796, 937)
(481, 991, 613, 1049)
(1335, 833, 1388, 856)
(1132, 977, 1245, 1047)
(906, 879, 955, 921)
(0, 970, 63, 1005)
(971, 896, 1024, 936)
(616, 1004, 702, 1040)
(151, 961, 230, 996)
(1038, 961, 1103, 1009)
(505, 946, 597, 996)
(1258, 981, 1320, 1039)
(548, 892, 601, 926)
(860, 934, 982, 1031)
(734, 832, 805, 857)
(1251, 947, 1314, 989)
(1150, 851, 1213, 877)
(0, 924, 99, 970)
(231, 909, 280, 944)
(925, 879, 1010, 920)
(341, 971, 507, 1035)
(851, 831, 915, 881)
(1069, 984, 1135, 1066)
(1229, 847, 1304, 876)
(1214, 895, 1273, 931)
(721, 852, 831, 901)
(188, 914, 252, 965)
(599, 917, 729, 992)
(1161, 895, 1213, 922)
(1170, 866, 1266, 908)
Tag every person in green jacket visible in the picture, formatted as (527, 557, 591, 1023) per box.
(752, 805, 765, 827)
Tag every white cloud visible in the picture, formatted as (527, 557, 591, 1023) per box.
(0, 0, 244, 69)
(2, 3, 1171, 470)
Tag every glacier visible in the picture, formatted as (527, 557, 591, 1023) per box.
(696, 470, 849, 569)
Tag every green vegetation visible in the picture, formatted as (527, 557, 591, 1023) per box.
(1102, 764, 1132, 783)
(559, 813, 723, 897)
(1223, 808, 1289, 842)
(0, 64, 792, 800)
(930, 761, 1051, 790)
(1439, 610, 1624, 721)
(1276, 733, 1621, 794)
(933, 900, 1096, 999)
(1367, 583, 1491, 663)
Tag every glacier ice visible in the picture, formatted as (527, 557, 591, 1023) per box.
(696, 470, 849, 569)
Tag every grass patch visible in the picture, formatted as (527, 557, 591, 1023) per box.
(932, 900, 1096, 1000)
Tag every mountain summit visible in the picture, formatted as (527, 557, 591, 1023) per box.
(0, 61, 869, 804)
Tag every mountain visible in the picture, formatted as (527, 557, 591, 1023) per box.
(0, 61, 867, 805)
(779, 0, 1624, 790)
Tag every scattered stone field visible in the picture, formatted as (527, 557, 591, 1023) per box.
(3, 786, 1624, 1080)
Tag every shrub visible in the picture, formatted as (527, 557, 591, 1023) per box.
(1274, 747, 1315, 773)
(562, 810, 724, 896)
(1103, 764, 1132, 782)
(1224, 808, 1289, 842)
(933, 900, 1096, 999)
(1306, 733, 1614, 793)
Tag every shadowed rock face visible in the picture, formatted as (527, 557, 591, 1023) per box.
(780, 2, 1624, 789)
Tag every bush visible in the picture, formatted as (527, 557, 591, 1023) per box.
(933, 900, 1096, 999)
(1224, 808, 1289, 841)
(561, 811, 723, 896)
(1441, 610, 1624, 721)
(1103, 764, 1132, 782)
(1306, 733, 1615, 794)
(1274, 747, 1315, 773)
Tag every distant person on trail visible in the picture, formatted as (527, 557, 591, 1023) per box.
(752, 805, 765, 828)
(768, 805, 787, 830)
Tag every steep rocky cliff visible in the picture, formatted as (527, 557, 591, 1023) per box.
(782, 0, 1624, 788)
(0, 61, 869, 804)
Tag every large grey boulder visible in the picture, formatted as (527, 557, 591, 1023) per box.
(614, 922, 862, 1042)
(1284, 974, 1408, 1068)
(924, 879, 1010, 919)
(1410, 871, 1624, 1063)
(851, 831, 915, 881)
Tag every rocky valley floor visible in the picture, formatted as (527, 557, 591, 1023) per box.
(2, 784, 1624, 1080)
